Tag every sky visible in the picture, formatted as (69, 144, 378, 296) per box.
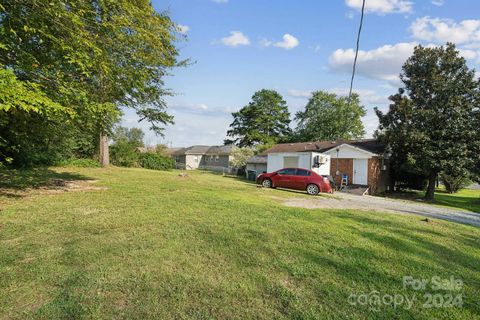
(121, 0, 480, 147)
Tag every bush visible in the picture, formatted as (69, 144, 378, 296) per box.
(440, 173, 471, 193)
(110, 141, 140, 167)
(56, 158, 101, 168)
(138, 153, 174, 170)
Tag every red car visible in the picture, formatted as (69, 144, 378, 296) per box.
(256, 168, 333, 195)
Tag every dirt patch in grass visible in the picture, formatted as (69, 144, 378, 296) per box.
(0, 179, 106, 198)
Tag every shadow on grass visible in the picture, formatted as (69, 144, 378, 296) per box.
(384, 190, 480, 213)
(0, 167, 92, 197)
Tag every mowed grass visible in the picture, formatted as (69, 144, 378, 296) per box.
(427, 189, 480, 213)
(0, 167, 479, 319)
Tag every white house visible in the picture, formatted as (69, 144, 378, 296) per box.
(266, 152, 331, 176)
(251, 139, 391, 194)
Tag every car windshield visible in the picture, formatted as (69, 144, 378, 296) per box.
(277, 168, 296, 175)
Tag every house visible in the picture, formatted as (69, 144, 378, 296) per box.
(173, 145, 233, 172)
(254, 139, 390, 194)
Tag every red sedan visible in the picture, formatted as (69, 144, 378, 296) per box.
(256, 168, 333, 195)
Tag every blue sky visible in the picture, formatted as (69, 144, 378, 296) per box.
(122, 0, 480, 147)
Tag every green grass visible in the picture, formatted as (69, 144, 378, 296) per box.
(1, 167, 479, 319)
(428, 189, 480, 213)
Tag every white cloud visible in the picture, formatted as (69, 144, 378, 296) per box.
(411, 17, 480, 45)
(345, 0, 412, 14)
(259, 38, 273, 47)
(221, 31, 250, 47)
(288, 89, 313, 98)
(212, 0, 228, 3)
(329, 42, 417, 83)
(288, 88, 388, 105)
(273, 34, 299, 50)
(431, 0, 444, 6)
(260, 34, 299, 50)
(328, 88, 389, 105)
(177, 24, 190, 34)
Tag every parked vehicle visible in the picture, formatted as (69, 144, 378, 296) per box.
(256, 168, 333, 195)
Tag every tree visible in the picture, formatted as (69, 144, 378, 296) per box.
(230, 147, 255, 168)
(0, 0, 185, 167)
(225, 90, 291, 147)
(376, 43, 480, 200)
(293, 91, 366, 142)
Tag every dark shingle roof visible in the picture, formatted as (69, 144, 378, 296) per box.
(261, 139, 385, 155)
(173, 145, 233, 156)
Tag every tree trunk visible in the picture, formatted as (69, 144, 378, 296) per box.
(99, 132, 109, 167)
(425, 171, 437, 201)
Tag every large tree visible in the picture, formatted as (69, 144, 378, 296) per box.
(293, 91, 366, 142)
(375, 43, 480, 200)
(0, 0, 184, 167)
(225, 89, 291, 147)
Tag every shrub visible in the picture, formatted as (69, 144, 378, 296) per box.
(440, 173, 471, 193)
(138, 153, 174, 170)
(56, 158, 101, 168)
(110, 141, 140, 167)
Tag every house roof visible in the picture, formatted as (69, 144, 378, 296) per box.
(206, 145, 233, 155)
(164, 147, 182, 155)
(261, 139, 385, 156)
(246, 155, 268, 164)
(173, 145, 233, 156)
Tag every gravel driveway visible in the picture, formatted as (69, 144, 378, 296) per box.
(283, 193, 480, 227)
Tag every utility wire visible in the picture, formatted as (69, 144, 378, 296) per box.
(347, 0, 366, 105)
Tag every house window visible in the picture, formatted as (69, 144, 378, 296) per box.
(194, 156, 199, 163)
(215, 155, 219, 162)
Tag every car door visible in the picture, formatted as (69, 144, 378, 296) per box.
(292, 169, 311, 190)
(274, 168, 296, 188)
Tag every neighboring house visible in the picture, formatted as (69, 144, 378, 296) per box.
(258, 139, 391, 195)
(173, 145, 233, 172)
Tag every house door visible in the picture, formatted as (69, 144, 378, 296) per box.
(353, 159, 368, 185)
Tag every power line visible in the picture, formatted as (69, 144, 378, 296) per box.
(348, 0, 366, 105)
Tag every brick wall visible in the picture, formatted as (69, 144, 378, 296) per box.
(330, 158, 353, 186)
(367, 157, 390, 194)
(329, 157, 391, 194)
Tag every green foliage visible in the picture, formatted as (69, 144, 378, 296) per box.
(376, 43, 480, 200)
(110, 126, 144, 167)
(230, 147, 255, 168)
(440, 173, 472, 194)
(0, 69, 71, 116)
(225, 89, 292, 147)
(138, 153, 174, 170)
(56, 158, 101, 168)
(254, 142, 276, 155)
(294, 91, 366, 142)
(0, 0, 185, 167)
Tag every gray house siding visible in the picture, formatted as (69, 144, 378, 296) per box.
(173, 145, 233, 171)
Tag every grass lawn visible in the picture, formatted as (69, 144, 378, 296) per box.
(1, 167, 479, 319)
(426, 189, 480, 213)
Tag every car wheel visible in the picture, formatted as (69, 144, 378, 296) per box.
(262, 179, 272, 188)
(306, 184, 319, 195)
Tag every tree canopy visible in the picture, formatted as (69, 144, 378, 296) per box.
(375, 43, 480, 200)
(0, 0, 185, 167)
(225, 89, 292, 147)
(293, 91, 366, 142)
